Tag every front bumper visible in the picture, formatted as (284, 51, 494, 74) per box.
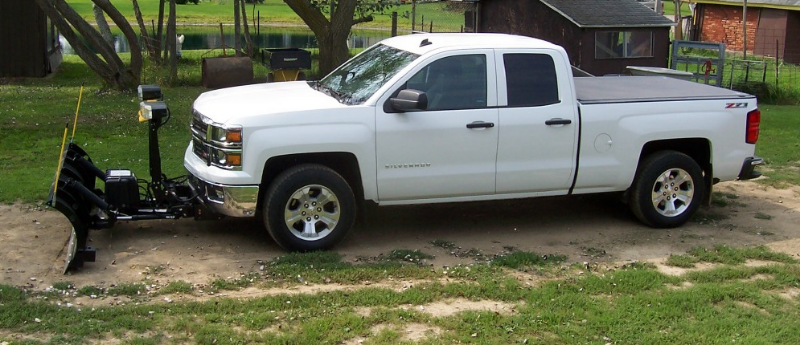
(189, 174, 259, 217)
(738, 156, 763, 180)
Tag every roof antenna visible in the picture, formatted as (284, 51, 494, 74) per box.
(420, 38, 432, 47)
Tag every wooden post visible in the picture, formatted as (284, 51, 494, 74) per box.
(674, 0, 682, 40)
(411, 0, 416, 31)
(234, 0, 241, 57)
(391, 12, 398, 37)
(742, 0, 748, 59)
(775, 40, 780, 89)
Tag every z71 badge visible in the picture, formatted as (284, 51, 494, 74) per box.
(726, 103, 748, 108)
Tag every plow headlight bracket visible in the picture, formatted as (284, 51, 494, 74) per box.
(137, 84, 163, 101)
(139, 101, 168, 122)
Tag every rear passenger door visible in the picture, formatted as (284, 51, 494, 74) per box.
(494, 50, 579, 194)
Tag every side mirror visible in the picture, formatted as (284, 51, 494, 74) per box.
(390, 89, 428, 112)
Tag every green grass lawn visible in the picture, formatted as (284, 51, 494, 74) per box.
(756, 105, 800, 188)
(65, 0, 412, 29)
(0, 246, 799, 344)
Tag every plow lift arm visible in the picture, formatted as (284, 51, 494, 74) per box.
(48, 85, 212, 273)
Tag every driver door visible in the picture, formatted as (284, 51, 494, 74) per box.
(375, 51, 499, 202)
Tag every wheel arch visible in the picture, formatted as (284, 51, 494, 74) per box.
(634, 138, 713, 205)
(258, 152, 364, 213)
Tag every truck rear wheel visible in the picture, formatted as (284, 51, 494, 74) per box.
(629, 151, 705, 228)
(263, 164, 356, 251)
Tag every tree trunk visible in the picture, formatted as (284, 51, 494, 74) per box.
(132, 0, 158, 62)
(92, 0, 143, 87)
(34, 0, 141, 91)
(34, 0, 116, 85)
(316, 32, 351, 76)
(168, 0, 178, 82)
(92, 3, 113, 45)
(239, 0, 254, 57)
(164, 0, 174, 65)
(284, 0, 359, 76)
(156, 0, 166, 61)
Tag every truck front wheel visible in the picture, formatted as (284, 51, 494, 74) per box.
(629, 151, 705, 228)
(263, 164, 356, 251)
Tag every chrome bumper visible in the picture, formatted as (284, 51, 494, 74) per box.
(189, 174, 259, 217)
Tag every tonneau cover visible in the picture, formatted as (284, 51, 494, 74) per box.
(575, 76, 753, 104)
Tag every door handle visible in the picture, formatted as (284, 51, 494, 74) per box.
(466, 121, 495, 129)
(545, 118, 572, 126)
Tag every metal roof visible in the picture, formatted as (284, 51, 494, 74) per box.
(539, 0, 677, 28)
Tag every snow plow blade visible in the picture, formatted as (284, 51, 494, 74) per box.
(48, 143, 108, 273)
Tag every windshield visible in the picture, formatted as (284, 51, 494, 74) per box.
(316, 44, 419, 105)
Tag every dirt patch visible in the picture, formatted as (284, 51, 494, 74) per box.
(2, 181, 800, 292)
(773, 287, 800, 302)
(344, 323, 443, 344)
(653, 259, 783, 277)
(402, 298, 518, 317)
(653, 262, 718, 276)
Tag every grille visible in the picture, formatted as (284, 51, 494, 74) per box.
(191, 111, 211, 166)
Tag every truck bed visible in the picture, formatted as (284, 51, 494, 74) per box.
(575, 76, 753, 105)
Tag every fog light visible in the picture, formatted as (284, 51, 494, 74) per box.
(226, 153, 242, 166)
(207, 184, 225, 202)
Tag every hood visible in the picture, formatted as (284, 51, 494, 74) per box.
(192, 82, 345, 124)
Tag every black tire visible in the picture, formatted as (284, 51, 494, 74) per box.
(629, 151, 705, 228)
(263, 164, 356, 251)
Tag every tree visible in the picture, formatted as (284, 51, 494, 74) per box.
(33, 0, 142, 91)
(285, 0, 392, 76)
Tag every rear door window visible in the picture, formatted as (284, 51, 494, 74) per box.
(503, 54, 560, 107)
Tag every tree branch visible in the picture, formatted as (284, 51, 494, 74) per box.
(92, 0, 143, 83)
(283, 0, 330, 36)
(33, 0, 116, 85)
(352, 15, 374, 25)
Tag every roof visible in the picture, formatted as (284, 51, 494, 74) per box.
(380, 33, 563, 56)
(691, 0, 800, 10)
(540, 0, 676, 28)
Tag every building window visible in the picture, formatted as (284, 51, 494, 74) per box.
(595, 31, 653, 59)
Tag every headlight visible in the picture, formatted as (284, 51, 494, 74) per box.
(209, 125, 243, 146)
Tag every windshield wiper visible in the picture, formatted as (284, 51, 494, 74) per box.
(315, 82, 348, 104)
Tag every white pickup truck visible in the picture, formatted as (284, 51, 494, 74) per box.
(185, 33, 762, 251)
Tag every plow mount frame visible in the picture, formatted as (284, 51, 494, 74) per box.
(48, 85, 215, 273)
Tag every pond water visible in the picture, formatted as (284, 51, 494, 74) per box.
(59, 26, 392, 54)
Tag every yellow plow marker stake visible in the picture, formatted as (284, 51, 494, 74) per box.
(70, 84, 84, 143)
(53, 123, 69, 202)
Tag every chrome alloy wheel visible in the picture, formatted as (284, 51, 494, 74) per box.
(284, 184, 341, 241)
(651, 168, 694, 217)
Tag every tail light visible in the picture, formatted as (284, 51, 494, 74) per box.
(746, 109, 760, 144)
